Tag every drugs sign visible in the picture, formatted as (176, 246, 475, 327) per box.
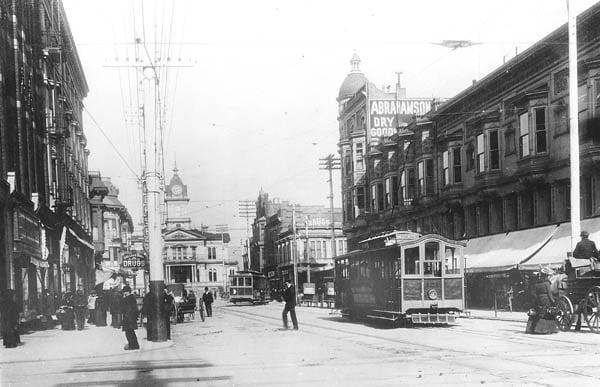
(122, 255, 145, 270)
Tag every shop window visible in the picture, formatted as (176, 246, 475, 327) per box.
(521, 191, 534, 228)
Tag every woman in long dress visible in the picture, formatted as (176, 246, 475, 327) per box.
(526, 272, 558, 334)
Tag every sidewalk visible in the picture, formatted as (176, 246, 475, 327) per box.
(463, 308, 528, 323)
(0, 321, 172, 364)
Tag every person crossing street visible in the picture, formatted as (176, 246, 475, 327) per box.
(121, 286, 139, 350)
(281, 280, 299, 330)
(202, 287, 214, 317)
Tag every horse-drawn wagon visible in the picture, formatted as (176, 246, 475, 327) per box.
(555, 260, 600, 332)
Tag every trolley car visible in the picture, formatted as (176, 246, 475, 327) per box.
(555, 261, 600, 332)
(229, 270, 268, 304)
(334, 231, 465, 326)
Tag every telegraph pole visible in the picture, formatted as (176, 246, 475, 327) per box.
(319, 155, 341, 257)
(567, 0, 581, 250)
(292, 203, 299, 300)
(238, 200, 256, 270)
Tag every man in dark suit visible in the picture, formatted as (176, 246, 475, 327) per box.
(281, 280, 298, 330)
(121, 286, 139, 350)
(202, 287, 214, 317)
(573, 230, 599, 260)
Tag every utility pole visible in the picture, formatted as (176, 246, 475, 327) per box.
(319, 155, 341, 258)
(238, 200, 256, 270)
(216, 224, 228, 294)
(292, 203, 299, 301)
(567, 0, 581, 250)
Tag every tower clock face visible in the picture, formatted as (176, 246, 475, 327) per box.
(172, 185, 183, 195)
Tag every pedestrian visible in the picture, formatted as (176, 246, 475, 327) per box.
(525, 269, 558, 334)
(110, 289, 123, 328)
(163, 289, 174, 340)
(281, 280, 298, 330)
(0, 290, 21, 348)
(573, 230, 599, 261)
(141, 290, 153, 340)
(202, 287, 214, 317)
(121, 286, 140, 350)
(95, 290, 108, 327)
(60, 292, 76, 330)
(87, 290, 97, 324)
(73, 289, 87, 330)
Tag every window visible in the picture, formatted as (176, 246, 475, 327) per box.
(355, 143, 364, 170)
(418, 161, 424, 195)
(477, 134, 485, 173)
(519, 112, 530, 158)
(191, 246, 197, 259)
(208, 246, 216, 259)
(445, 246, 459, 274)
(442, 151, 450, 185)
(404, 247, 420, 275)
(422, 130, 430, 141)
(344, 153, 352, 175)
(356, 187, 365, 210)
(489, 130, 499, 170)
(452, 148, 462, 183)
(534, 107, 547, 153)
(391, 176, 399, 206)
(345, 191, 353, 221)
(401, 168, 416, 204)
(377, 182, 384, 212)
(370, 184, 377, 212)
(424, 242, 441, 277)
(384, 178, 391, 209)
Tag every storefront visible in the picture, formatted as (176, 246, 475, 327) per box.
(60, 226, 95, 294)
(12, 207, 43, 321)
(0, 179, 11, 290)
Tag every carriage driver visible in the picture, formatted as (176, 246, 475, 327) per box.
(573, 231, 600, 261)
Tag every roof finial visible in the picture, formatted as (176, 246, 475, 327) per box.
(350, 52, 361, 73)
(173, 153, 178, 173)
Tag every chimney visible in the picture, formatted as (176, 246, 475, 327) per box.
(472, 79, 477, 86)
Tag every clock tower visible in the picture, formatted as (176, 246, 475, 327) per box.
(165, 164, 191, 230)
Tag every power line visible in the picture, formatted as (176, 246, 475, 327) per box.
(83, 107, 139, 179)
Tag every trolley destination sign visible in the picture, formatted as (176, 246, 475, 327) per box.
(121, 254, 146, 270)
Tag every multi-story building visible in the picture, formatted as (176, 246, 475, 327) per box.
(251, 191, 346, 292)
(0, 0, 93, 321)
(162, 167, 238, 295)
(89, 172, 138, 286)
(337, 3, 600, 309)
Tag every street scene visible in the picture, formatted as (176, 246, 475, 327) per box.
(3, 301, 600, 386)
(2, 0, 600, 386)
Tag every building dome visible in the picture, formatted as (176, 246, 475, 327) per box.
(337, 53, 367, 101)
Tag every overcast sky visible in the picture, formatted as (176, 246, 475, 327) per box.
(62, 0, 598, 244)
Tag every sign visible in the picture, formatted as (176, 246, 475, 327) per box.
(268, 271, 275, 278)
(306, 217, 329, 228)
(369, 99, 432, 138)
(122, 254, 145, 269)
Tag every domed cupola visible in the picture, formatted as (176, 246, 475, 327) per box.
(337, 53, 367, 102)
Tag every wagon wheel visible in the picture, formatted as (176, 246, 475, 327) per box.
(555, 295, 574, 331)
(583, 286, 600, 333)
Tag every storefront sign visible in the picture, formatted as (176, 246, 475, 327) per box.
(369, 99, 432, 138)
(122, 254, 146, 269)
(306, 218, 329, 228)
(13, 209, 41, 258)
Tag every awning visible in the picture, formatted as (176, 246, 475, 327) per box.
(519, 217, 600, 270)
(465, 224, 557, 273)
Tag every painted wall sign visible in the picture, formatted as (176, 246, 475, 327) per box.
(369, 99, 432, 138)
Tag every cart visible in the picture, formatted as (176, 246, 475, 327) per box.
(555, 262, 600, 332)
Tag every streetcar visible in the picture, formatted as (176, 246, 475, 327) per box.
(229, 270, 268, 304)
(334, 231, 465, 326)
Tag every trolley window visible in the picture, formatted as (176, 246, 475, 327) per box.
(404, 246, 420, 275)
(245, 277, 252, 286)
(231, 277, 237, 286)
(424, 241, 441, 277)
(445, 246, 459, 274)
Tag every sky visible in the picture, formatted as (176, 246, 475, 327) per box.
(61, 0, 599, 244)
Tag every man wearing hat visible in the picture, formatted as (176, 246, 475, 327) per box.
(573, 231, 599, 261)
(121, 285, 139, 350)
(281, 280, 299, 330)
